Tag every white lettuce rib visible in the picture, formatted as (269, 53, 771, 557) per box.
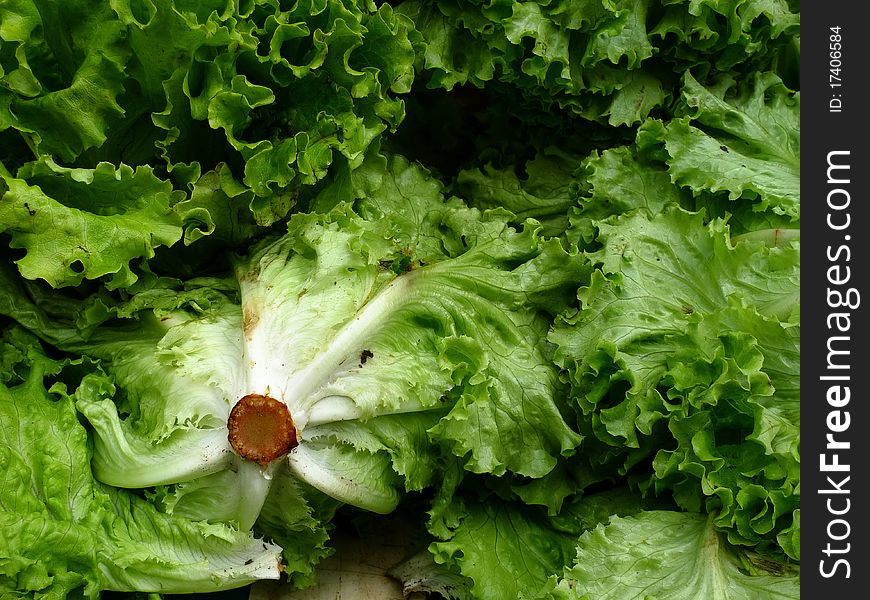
(303, 395, 364, 427)
(91, 427, 234, 488)
(246, 269, 424, 425)
(233, 458, 281, 530)
(285, 443, 400, 514)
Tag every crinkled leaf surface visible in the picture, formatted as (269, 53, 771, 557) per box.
(427, 487, 654, 600)
(399, 0, 798, 125)
(430, 500, 579, 600)
(544, 511, 800, 599)
(550, 206, 799, 557)
(0, 160, 184, 287)
(455, 149, 580, 237)
(642, 71, 800, 219)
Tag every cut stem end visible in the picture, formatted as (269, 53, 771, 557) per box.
(228, 394, 298, 466)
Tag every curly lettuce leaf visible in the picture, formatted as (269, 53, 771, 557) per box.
(650, 0, 800, 73)
(454, 148, 580, 237)
(1, 0, 418, 247)
(550, 206, 799, 558)
(425, 484, 656, 600)
(639, 71, 800, 219)
(544, 511, 799, 599)
(0, 159, 184, 288)
(125, 0, 417, 224)
(430, 500, 579, 600)
(399, 0, 798, 126)
(0, 0, 128, 162)
(567, 143, 692, 246)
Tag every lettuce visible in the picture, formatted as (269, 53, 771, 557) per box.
(0, 159, 185, 288)
(0, 327, 283, 598)
(2, 156, 584, 531)
(1, 0, 418, 287)
(550, 206, 799, 558)
(0, 0, 800, 597)
(398, 0, 798, 126)
(545, 511, 799, 599)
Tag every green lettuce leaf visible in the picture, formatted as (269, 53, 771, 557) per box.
(398, 0, 798, 126)
(454, 148, 580, 237)
(639, 71, 800, 220)
(430, 499, 579, 600)
(544, 511, 800, 599)
(0, 0, 128, 162)
(567, 143, 692, 246)
(550, 206, 799, 558)
(1, 0, 419, 260)
(0, 159, 184, 288)
(426, 484, 656, 599)
(649, 0, 800, 73)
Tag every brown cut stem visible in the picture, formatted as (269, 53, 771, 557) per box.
(227, 394, 298, 465)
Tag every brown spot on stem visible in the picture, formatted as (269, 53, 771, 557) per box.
(227, 394, 298, 465)
(242, 307, 260, 341)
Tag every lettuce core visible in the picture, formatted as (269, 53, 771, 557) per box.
(228, 394, 299, 465)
